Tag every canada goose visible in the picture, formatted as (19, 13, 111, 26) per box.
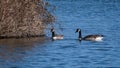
(51, 28, 64, 40)
(75, 29, 104, 41)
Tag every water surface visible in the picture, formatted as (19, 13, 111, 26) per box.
(0, 0, 120, 68)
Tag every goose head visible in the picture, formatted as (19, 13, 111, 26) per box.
(75, 28, 81, 33)
(75, 28, 82, 40)
(51, 28, 55, 32)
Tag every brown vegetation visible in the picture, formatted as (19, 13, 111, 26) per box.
(0, 0, 54, 38)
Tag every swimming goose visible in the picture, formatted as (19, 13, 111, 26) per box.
(75, 29, 104, 41)
(51, 28, 64, 40)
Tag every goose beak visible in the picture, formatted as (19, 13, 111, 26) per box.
(75, 30, 78, 33)
(75, 29, 80, 33)
(75, 31, 77, 33)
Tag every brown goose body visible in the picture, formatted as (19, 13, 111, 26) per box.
(76, 29, 104, 41)
(51, 28, 64, 40)
(83, 34, 103, 41)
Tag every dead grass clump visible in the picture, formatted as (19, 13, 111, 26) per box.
(0, 0, 54, 38)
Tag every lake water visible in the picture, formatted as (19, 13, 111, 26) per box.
(0, 0, 120, 68)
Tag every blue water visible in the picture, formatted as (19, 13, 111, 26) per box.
(0, 0, 120, 68)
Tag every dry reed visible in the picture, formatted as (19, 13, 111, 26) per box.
(0, 0, 54, 38)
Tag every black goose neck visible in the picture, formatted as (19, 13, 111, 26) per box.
(52, 31, 55, 37)
(79, 31, 82, 39)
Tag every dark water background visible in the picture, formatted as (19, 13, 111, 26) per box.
(0, 0, 120, 68)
